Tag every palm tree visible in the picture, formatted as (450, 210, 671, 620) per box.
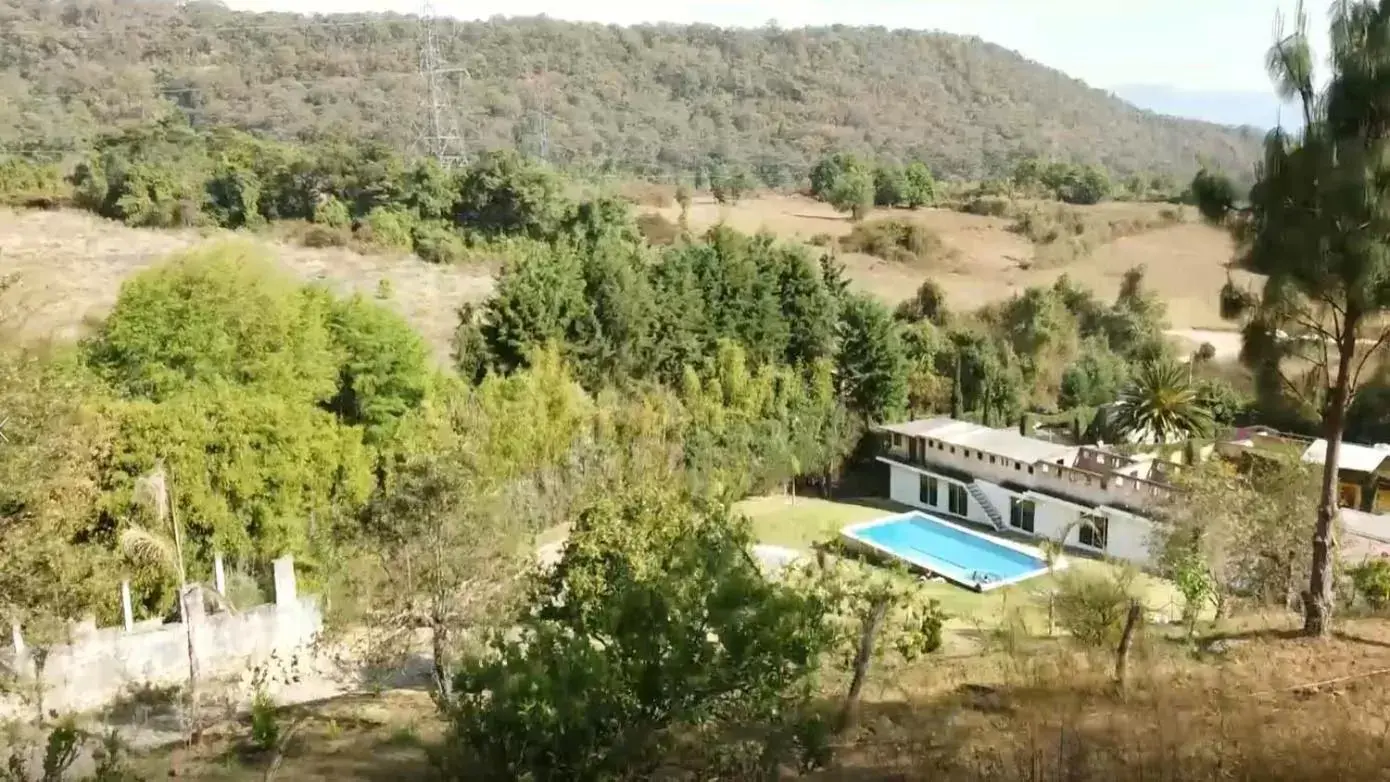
(1111, 360, 1214, 445)
(119, 463, 233, 743)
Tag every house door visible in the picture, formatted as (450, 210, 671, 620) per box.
(908, 438, 919, 462)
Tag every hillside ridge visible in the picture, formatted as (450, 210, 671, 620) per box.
(0, 0, 1260, 180)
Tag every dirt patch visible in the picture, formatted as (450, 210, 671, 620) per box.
(0, 209, 494, 361)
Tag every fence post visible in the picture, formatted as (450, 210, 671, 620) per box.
(273, 556, 298, 608)
(214, 552, 226, 597)
(121, 580, 134, 632)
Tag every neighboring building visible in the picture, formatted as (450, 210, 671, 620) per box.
(1217, 426, 1390, 513)
(877, 417, 1177, 567)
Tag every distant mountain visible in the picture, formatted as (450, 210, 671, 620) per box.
(0, 0, 1263, 180)
(1111, 84, 1301, 132)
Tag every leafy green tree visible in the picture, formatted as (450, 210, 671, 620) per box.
(312, 195, 351, 228)
(101, 385, 374, 576)
(572, 236, 659, 385)
(204, 161, 263, 229)
(836, 294, 908, 420)
(1187, 167, 1238, 222)
(401, 158, 459, 221)
(455, 149, 569, 238)
(810, 152, 868, 200)
(773, 245, 838, 366)
(323, 292, 432, 442)
(993, 286, 1081, 406)
(1156, 456, 1320, 616)
(827, 167, 875, 221)
(0, 349, 120, 641)
(901, 161, 937, 208)
(1057, 164, 1111, 205)
(360, 206, 416, 250)
(939, 330, 1025, 427)
(1102, 266, 1171, 362)
(1111, 360, 1213, 444)
(479, 242, 590, 373)
(331, 348, 594, 700)
(1060, 337, 1130, 409)
(84, 242, 340, 405)
(895, 279, 950, 325)
(1198, 2, 1390, 635)
(873, 163, 906, 207)
(1195, 378, 1247, 426)
(711, 166, 754, 204)
(448, 483, 837, 780)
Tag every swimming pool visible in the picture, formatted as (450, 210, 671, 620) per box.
(840, 511, 1058, 591)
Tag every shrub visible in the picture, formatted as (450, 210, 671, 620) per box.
(1350, 558, 1390, 609)
(636, 212, 681, 246)
(839, 219, 953, 265)
(357, 207, 415, 251)
(312, 195, 352, 228)
(300, 223, 351, 248)
(1052, 566, 1138, 648)
(0, 158, 68, 207)
(411, 220, 470, 264)
(957, 196, 1014, 217)
(808, 232, 834, 247)
(249, 687, 280, 752)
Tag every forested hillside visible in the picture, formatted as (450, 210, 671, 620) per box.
(0, 0, 1261, 181)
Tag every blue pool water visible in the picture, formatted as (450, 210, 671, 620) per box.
(844, 512, 1048, 590)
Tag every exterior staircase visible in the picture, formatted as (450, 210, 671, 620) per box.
(967, 481, 1007, 531)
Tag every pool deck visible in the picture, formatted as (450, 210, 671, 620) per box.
(840, 510, 1067, 592)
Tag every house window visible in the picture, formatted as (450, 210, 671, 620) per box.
(1009, 498, 1035, 533)
(920, 475, 939, 507)
(892, 433, 903, 447)
(948, 484, 968, 516)
(1079, 514, 1109, 551)
(989, 455, 997, 465)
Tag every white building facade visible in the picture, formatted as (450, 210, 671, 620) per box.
(878, 418, 1174, 567)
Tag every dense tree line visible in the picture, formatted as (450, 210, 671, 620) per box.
(0, 0, 1261, 182)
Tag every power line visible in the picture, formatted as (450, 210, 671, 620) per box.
(413, 0, 468, 167)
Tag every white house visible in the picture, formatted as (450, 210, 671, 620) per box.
(877, 417, 1178, 567)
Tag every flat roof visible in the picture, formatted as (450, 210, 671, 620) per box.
(881, 417, 1078, 465)
(1300, 439, 1390, 474)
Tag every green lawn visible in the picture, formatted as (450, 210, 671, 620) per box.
(734, 494, 1183, 629)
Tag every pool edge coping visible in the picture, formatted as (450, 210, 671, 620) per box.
(840, 511, 1068, 592)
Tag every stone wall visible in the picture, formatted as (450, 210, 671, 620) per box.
(1, 556, 322, 718)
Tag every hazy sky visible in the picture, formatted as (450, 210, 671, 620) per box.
(222, 0, 1331, 93)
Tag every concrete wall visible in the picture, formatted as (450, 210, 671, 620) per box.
(888, 461, 995, 528)
(884, 461, 1157, 567)
(886, 433, 1174, 514)
(2, 556, 321, 717)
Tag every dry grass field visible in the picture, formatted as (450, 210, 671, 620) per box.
(0, 209, 494, 362)
(652, 194, 1262, 331)
(1, 194, 1256, 362)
